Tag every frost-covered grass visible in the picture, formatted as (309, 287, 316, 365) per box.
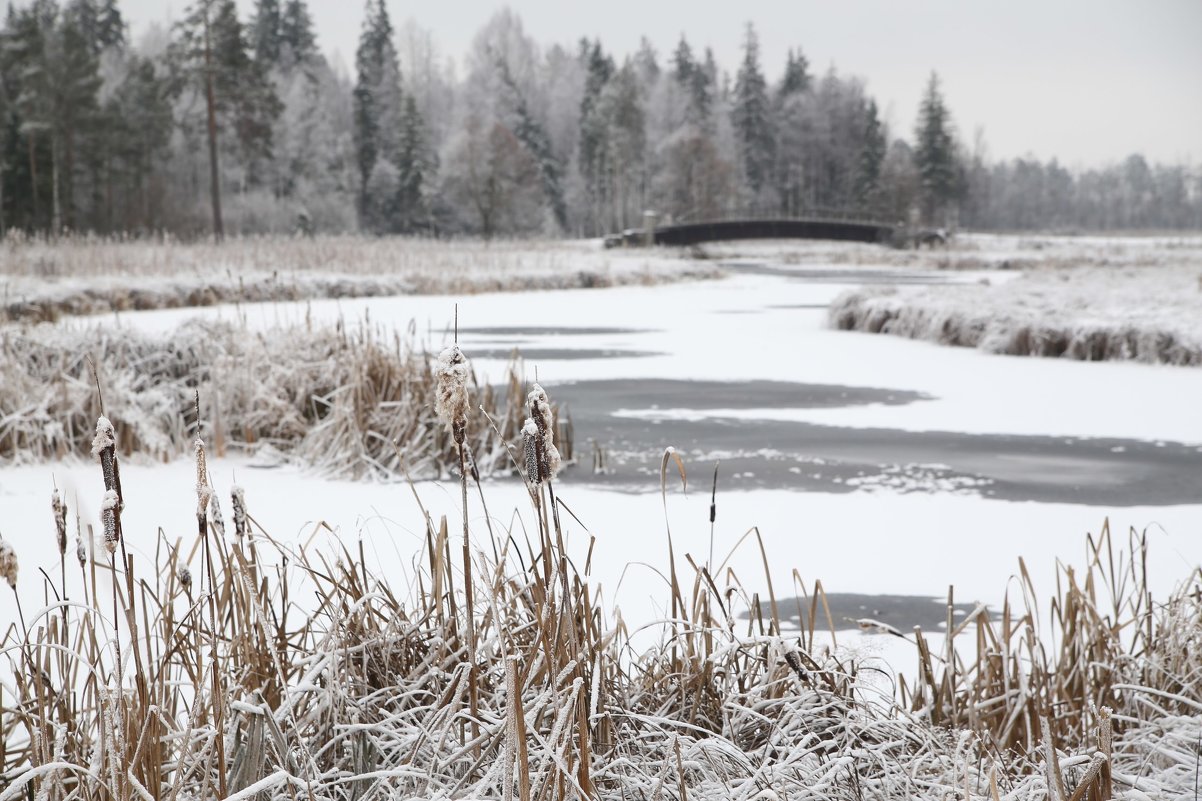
(0, 233, 722, 324)
(2, 395, 1201, 799)
(830, 264, 1202, 365)
(701, 232, 1202, 272)
(0, 318, 569, 479)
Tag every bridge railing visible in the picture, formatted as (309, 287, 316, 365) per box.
(665, 207, 896, 228)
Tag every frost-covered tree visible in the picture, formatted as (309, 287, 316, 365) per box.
(249, 0, 281, 66)
(913, 71, 957, 225)
(394, 95, 431, 232)
(278, 0, 317, 69)
(171, 0, 281, 236)
(732, 23, 773, 199)
(352, 0, 403, 230)
(855, 99, 886, 210)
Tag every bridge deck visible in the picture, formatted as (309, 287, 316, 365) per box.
(651, 217, 894, 246)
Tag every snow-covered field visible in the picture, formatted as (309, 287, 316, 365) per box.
(4, 235, 1202, 798)
(5, 236, 1200, 636)
(0, 234, 720, 322)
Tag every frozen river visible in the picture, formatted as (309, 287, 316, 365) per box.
(8, 253, 1202, 643)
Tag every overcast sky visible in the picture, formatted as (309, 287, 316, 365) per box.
(117, 0, 1202, 167)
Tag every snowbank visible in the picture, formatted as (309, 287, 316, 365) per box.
(830, 264, 1202, 366)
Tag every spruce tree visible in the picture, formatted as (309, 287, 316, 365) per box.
(855, 99, 886, 210)
(778, 48, 810, 98)
(732, 23, 773, 197)
(279, 0, 317, 68)
(95, 0, 124, 49)
(914, 72, 957, 225)
(352, 0, 403, 227)
(394, 95, 428, 232)
(249, 0, 281, 66)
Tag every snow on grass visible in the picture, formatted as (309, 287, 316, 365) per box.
(831, 263, 1202, 365)
(0, 318, 569, 479)
(0, 234, 722, 323)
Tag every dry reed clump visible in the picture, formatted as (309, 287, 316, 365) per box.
(0, 233, 723, 324)
(829, 284, 1202, 366)
(0, 319, 570, 479)
(2, 416, 1201, 798)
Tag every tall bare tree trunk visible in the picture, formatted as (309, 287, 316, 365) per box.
(50, 135, 61, 234)
(203, 4, 224, 241)
(28, 136, 40, 227)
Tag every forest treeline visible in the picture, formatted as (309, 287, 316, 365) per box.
(1, 0, 1198, 239)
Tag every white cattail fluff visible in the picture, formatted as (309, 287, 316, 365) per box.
(434, 345, 470, 441)
(526, 383, 561, 481)
(101, 490, 120, 555)
(0, 539, 17, 589)
(90, 416, 115, 458)
(75, 535, 87, 568)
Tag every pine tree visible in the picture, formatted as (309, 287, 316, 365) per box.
(732, 23, 773, 197)
(914, 72, 957, 225)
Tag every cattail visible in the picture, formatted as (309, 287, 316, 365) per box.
(434, 345, 470, 445)
(194, 438, 212, 522)
(91, 416, 123, 511)
(522, 418, 540, 484)
(231, 485, 249, 539)
(75, 535, 87, 568)
(178, 566, 192, 592)
(52, 489, 67, 556)
(524, 383, 561, 484)
(0, 538, 17, 589)
(101, 490, 120, 555)
(209, 492, 226, 538)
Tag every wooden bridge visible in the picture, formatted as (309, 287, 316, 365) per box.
(605, 209, 900, 248)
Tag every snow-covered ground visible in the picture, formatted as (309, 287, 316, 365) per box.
(1, 241, 1194, 650)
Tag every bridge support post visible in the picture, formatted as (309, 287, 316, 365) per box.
(641, 210, 657, 247)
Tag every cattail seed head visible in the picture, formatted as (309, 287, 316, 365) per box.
(525, 383, 561, 482)
(231, 486, 249, 539)
(209, 493, 226, 538)
(92, 416, 123, 512)
(52, 489, 67, 556)
(434, 345, 470, 445)
(522, 418, 540, 484)
(194, 438, 212, 521)
(0, 539, 17, 589)
(75, 535, 87, 568)
(101, 490, 120, 555)
(178, 566, 192, 592)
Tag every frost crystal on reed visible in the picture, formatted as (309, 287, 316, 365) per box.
(434, 345, 470, 443)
